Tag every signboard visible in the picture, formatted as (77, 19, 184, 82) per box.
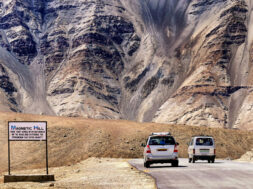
(7, 121, 49, 175)
(8, 122, 47, 141)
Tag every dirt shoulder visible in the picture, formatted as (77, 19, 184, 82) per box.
(0, 158, 156, 189)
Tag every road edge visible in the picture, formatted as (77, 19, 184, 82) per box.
(128, 159, 158, 189)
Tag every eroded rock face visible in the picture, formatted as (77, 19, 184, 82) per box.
(0, 63, 19, 112)
(0, 0, 253, 130)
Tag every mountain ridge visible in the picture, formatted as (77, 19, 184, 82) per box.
(0, 0, 253, 130)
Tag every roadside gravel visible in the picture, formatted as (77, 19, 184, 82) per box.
(0, 158, 155, 189)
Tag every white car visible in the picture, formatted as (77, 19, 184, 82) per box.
(188, 136, 216, 163)
(142, 132, 179, 168)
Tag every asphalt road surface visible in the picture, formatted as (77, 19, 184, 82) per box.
(129, 158, 253, 189)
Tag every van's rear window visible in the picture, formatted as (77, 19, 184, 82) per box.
(196, 138, 213, 146)
(149, 136, 175, 145)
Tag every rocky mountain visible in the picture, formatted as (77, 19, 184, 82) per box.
(0, 0, 253, 130)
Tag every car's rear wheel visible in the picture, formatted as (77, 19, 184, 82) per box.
(172, 160, 179, 167)
(146, 162, 150, 168)
(144, 162, 150, 168)
(192, 157, 196, 163)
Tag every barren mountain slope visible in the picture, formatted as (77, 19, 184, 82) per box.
(0, 0, 253, 129)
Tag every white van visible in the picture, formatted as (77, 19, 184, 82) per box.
(188, 136, 215, 163)
(142, 132, 179, 168)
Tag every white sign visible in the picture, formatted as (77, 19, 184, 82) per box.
(8, 122, 47, 141)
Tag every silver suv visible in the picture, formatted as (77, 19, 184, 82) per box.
(142, 132, 179, 168)
(188, 136, 216, 163)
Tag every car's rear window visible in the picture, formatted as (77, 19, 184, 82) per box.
(196, 138, 213, 146)
(149, 136, 175, 145)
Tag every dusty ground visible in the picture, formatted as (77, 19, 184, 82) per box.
(237, 149, 253, 162)
(0, 158, 155, 189)
(0, 111, 253, 175)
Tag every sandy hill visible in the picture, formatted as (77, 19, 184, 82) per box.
(0, 111, 253, 174)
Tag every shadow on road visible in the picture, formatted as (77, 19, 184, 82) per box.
(149, 165, 187, 168)
(191, 161, 224, 164)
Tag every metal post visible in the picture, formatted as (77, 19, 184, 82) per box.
(8, 139, 10, 175)
(46, 124, 48, 175)
(8, 125, 10, 175)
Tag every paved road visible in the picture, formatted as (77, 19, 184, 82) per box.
(129, 159, 253, 189)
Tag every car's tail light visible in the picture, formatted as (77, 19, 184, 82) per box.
(214, 149, 216, 155)
(193, 149, 195, 154)
(174, 144, 178, 153)
(146, 145, 151, 153)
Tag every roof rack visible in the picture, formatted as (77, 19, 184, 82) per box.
(191, 135, 213, 137)
(151, 132, 171, 136)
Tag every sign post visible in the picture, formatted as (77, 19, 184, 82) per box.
(5, 121, 54, 183)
